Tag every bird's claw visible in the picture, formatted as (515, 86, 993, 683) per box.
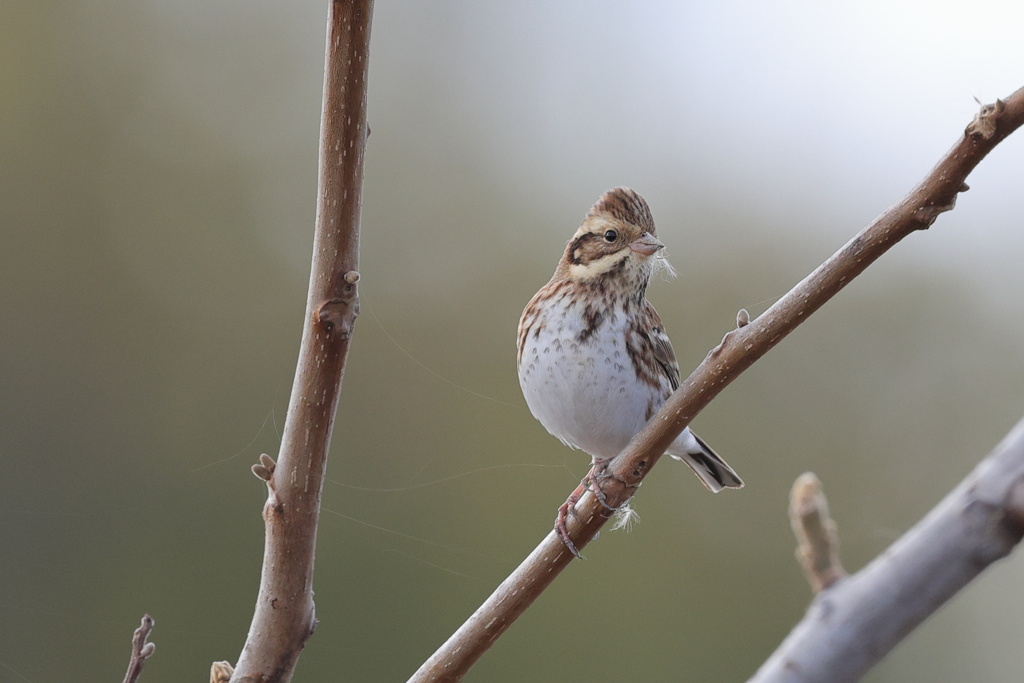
(590, 466, 629, 514)
(555, 498, 583, 559)
(554, 464, 628, 558)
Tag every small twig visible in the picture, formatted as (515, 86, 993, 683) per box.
(750, 416, 1024, 683)
(408, 87, 1024, 683)
(789, 472, 845, 592)
(121, 614, 156, 683)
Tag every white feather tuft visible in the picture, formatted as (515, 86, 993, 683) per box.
(610, 501, 640, 531)
(652, 250, 677, 280)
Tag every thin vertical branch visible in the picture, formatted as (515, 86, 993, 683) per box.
(229, 2, 373, 681)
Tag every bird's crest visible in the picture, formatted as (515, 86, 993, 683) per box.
(587, 187, 657, 234)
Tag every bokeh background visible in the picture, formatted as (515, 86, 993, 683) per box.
(4, 1, 1024, 681)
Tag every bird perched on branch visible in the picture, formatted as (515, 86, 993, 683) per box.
(517, 187, 743, 556)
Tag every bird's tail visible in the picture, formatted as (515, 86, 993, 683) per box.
(669, 430, 744, 493)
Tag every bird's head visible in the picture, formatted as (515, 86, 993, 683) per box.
(555, 187, 673, 285)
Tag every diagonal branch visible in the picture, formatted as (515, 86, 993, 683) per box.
(228, 1, 373, 681)
(408, 87, 1024, 682)
(751, 416, 1024, 682)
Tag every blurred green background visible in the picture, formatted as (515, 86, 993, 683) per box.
(4, 1, 1024, 681)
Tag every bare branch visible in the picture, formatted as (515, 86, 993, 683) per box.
(408, 86, 1024, 682)
(750, 416, 1024, 682)
(121, 614, 155, 683)
(789, 472, 845, 593)
(228, 1, 373, 681)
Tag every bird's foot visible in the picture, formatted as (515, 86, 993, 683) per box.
(555, 480, 586, 559)
(555, 462, 627, 558)
(591, 462, 629, 514)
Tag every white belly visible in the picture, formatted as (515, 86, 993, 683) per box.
(518, 306, 655, 461)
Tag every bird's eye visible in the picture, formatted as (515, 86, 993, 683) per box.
(603, 230, 618, 243)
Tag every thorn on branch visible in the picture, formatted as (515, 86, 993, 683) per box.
(789, 473, 846, 593)
(121, 614, 156, 683)
(965, 98, 1006, 140)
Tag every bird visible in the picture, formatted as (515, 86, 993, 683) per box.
(516, 187, 742, 557)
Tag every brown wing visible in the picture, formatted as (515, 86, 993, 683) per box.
(644, 301, 681, 393)
(644, 303, 745, 490)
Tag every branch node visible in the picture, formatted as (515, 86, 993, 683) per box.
(710, 320, 748, 360)
(315, 298, 358, 337)
(736, 308, 751, 328)
(965, 98, 1006, 140)
(789, 472, 846, 593)
(913, 192, 959, 229)
(264, 495, 285, 520)
(121, 614, 156, 683)
(628, 458, 650, 480)
(315, 271, 361, 335)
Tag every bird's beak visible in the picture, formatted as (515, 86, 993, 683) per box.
(629, 232, 664, 256)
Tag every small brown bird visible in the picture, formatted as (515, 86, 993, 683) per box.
(517, 187, 742, 556)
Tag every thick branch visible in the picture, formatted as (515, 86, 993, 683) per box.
(409, 87, 1024, 682)
(229, 2, 373, 681)
(750, 416, 1024, 682)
